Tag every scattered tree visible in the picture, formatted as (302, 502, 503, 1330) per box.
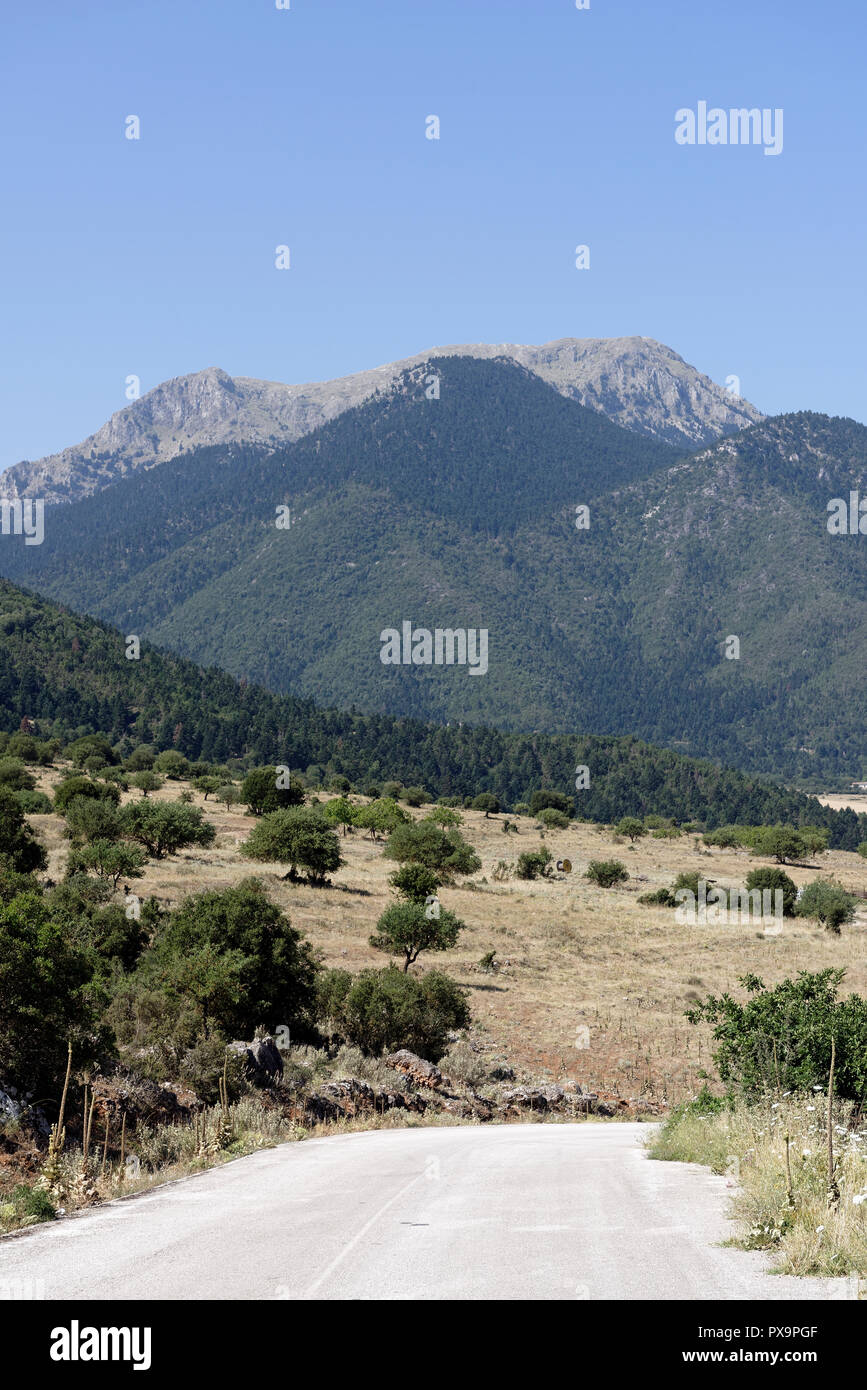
(241, 808, 343, 884)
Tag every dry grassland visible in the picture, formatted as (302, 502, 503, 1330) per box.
(31, 769, 867, 1105)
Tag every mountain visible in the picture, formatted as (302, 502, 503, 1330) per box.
(0, 575, 864, 848)
(0, 355, 864, 780)
(1, 337, 761, 504)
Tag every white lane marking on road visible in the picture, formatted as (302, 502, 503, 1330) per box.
(300, 1169, 429, 1299)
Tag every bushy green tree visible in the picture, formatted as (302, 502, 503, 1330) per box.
(64, 734, 119, 768)
(63, 794, 122, 843)
(240, 766, 305, 815)
(424, 805, 463, 827)
(388, 863, 441, 903)
(0, 787, 47, 873)
(67, 839, 148, 889)
(193, 775, 222, 801)
(132, 770, 163, 797)
(795, 880, 857, 935)
(124, 745, 157, 771)
(153, 750, 191, 780)
(216, 783, 240, 811)
(0, 758, 36, 793)
(241, 807, 343, 884)
(54, 776, 120, 813)
(141, 879, 319, 1040)
(615, 816, 646, 842)
(744, 867, 798, 916)
(538, 807, 570, 829)
(369, 900, 464, 971)
(0, 889, 103, 1092)
(384, 821, 480, 883)
(530, 789, 575, 819)
(753, 825, 808, 865)
(316, 964, 469, 1060)
(322, 795, 358, 835)
(686, 969, 867, 1100)
(356, 797, 410, 841)
(471, 793, 500, 817)
(401, 786, 429, 807)
(119, 800, 216, 859)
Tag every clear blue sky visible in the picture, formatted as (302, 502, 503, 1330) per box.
(2, 0, 864, 469)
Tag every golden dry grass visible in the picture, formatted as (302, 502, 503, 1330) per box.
(30, 769, 867, 1105)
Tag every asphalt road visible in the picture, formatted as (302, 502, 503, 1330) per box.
(0, 1123, 845, 1300)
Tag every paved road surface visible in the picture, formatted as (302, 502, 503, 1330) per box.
(0, 1124, 844, 1299)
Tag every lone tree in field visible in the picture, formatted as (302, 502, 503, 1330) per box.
(240, 766, 305, 816)
(241, 807, 343, 885)
(119, 801, 216, 859)
(471, 793, 500, 818)
(754, 825, 808, 865)
(615, 816, 646, 843)
(795, 880, 857, 935)
(323, 795, 358, 836)
(216, 783, 240, 812)
(68, 839, 148, 890)
(369, 901, 465, 972)
(132, 770, 163, 798)
(193, 775, 222, 801)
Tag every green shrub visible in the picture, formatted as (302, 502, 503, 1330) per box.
(13, 790, 53, 814)
(402, 786, 429, 807)
(538, 807, 569, 829)
(153, 750, 191, 780)
(529, 790, 575, 819)
(119, 800, 216, 859)
(241, 766, 306, 815)
(0, 787, 47, 873)
(10, 1184, 56, 1224)
(685, 968, 867, 1100)
(638, 886, 676, 906)
(54, 777, 120, 813)
(64, 795, 122, 843)
(0, 759, 36, 793)
(744, 867, 798, 916)
(585, 859, 629, 888)
(317, 965, 469, 1060)
(794, 879, 857, 935)
(614, 816, 646, 842)
(515, 847, 553, 880)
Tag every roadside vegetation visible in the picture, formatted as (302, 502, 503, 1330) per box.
(2, 731, 867, 1274)
(650, 970, 867, 1276)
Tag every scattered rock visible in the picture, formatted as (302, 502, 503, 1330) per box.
(303, 1078, 427, 1123)
(386, 1050, 451, 1092)
(228, 1036, 283, 1085)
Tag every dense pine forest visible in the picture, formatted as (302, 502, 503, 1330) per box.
(2, 578, 866, 848)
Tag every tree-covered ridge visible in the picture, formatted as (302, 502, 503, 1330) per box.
(1, 577, 865, 849)
(2, 361, 867, 779)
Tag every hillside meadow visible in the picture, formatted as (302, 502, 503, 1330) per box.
(29, 768, 867, 1106)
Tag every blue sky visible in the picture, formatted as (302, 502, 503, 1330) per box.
(2, 0, 864, 469)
